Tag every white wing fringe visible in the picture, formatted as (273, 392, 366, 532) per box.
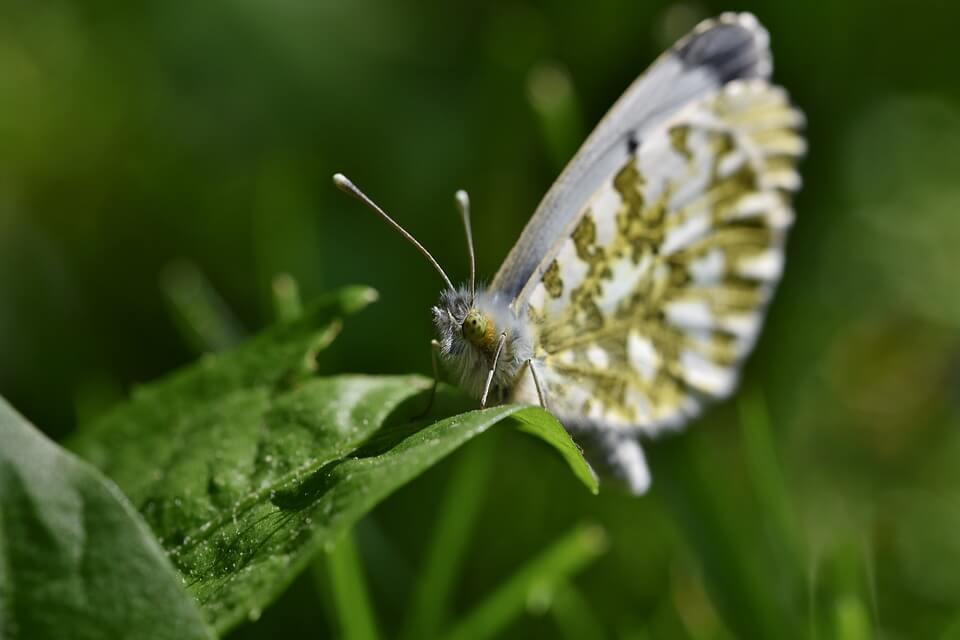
(604, 434, 652, 494)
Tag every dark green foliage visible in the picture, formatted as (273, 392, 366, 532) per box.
(69, 287, 595, 635)
(4, 1, 960, 637)
(0, 397, 214, 640)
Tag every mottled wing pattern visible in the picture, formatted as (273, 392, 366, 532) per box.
(515, 80, 804, 435)
(492, 12, 772, 301)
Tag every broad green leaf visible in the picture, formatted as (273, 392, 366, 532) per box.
(70, 286, 597, 634)
(70, 285, 377, 488)
(506, 408, 599, 495)
(83, 376, 593, 634)
(0, 397, 214, 640)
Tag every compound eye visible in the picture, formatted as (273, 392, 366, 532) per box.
(461, 311, 488, 345)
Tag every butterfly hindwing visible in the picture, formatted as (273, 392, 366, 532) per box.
(513, 78, 804, 436)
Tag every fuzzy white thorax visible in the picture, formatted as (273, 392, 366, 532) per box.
(432, 286, 533, 401)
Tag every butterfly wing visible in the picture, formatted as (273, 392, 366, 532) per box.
(503, 15, 804, 492)
(492, 12, 774, 301)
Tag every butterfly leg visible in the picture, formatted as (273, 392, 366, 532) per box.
(526, 358, 549, 411)
(416, 339, 442, 419)
(480, 332, 507, 408)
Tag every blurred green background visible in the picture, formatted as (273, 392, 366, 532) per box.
(3, 0, 960, 637)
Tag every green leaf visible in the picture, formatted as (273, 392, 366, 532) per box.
(70, 285, 378, 475)
(70, 286, 596, 634)
(99, 383, 592, 634)
(0, 397, 214, 640)
(506, 408, 599, 495)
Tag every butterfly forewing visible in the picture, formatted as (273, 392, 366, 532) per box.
(492, 12, 774, 302)
(514, 79, 804, 434)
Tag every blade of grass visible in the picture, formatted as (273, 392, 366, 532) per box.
(809, 549, 821, 640)
(272, 273, 303, 323)
(444, 523, 607, 640)
(321, 530, 381, 640)
(651, 429, 793, 639)
(160, 259, 245, 353)
(527, 61, 583, 171)
(738, 389, 804, 578)
(829, 540, 874, 640)
(670, 561, 734, 640)
(354, 516, 416, 621)
(402, 433, 496, 640)
(834, 594, 871, 640)
(941, 616, 960, 640)
(860, 535, 880, 634)
(550, 580, 606, 640)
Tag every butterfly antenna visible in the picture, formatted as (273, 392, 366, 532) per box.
(455, 190, 476, 302)
(333, 173, 455, 292)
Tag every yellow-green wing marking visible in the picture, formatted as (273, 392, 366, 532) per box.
(492, 12, 773, 301)
(512, 80, 804, 435)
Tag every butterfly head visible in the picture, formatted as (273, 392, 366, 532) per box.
(431, 287, 478, 356)
(461, 309, 495, 347)
(433, 286, 527, 349)
(332, 172, 531, 390)
(431, 285, 533, 400)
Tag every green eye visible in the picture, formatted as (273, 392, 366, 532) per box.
(461, 311, 489, 345)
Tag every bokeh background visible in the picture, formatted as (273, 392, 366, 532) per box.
(3, 0, 960, 637)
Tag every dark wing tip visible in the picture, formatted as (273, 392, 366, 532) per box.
(673, 12, 772, 83)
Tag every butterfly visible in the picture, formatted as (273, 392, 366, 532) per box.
(334, 12, 804, 493)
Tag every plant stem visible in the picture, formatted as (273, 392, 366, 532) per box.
(160, 259, 244, 353)
(550, 580, 606, 640)
(272, 272, 303, 323)
(738, 389, 804, 579)
(444, 522, 607, 640)
(402, 434, 495, 640)
(651, 425, 795, 639)
(324, 530, 381, 640)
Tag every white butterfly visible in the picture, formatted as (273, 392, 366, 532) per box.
(335, 12, 804, 493)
